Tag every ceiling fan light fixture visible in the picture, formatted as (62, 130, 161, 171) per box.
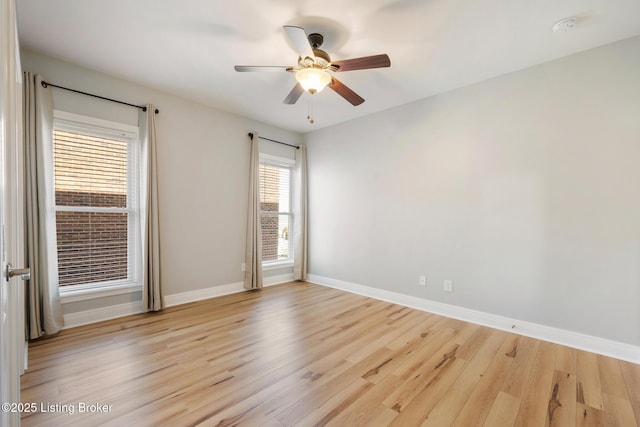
(295, 68, 331, 94)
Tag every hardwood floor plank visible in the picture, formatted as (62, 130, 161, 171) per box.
(482, 391, 520, 427)
(292, 378, 374, 426)
(555, 345, 577, 376)
(422, 330, 507, 426)
(20, 282, 640, 427)
(576, 402, 606, 427)
(362, 321, 465, 385)
(345, 310, 433, 369)
(326, 374, 405, 427)
(500, 335, 541, 399)
(513, 341, 558, 426)
(360, 339, 423, 385)
(273, 346, 395, 426)
(449, 335, 527, 427)
(385, 314, 441, 351)
(620, 360, 640, 425)
(576, 351, 604, 411)
(599, 356, 629, 400)
(382, 340, 460, 413)
(388, 357, 467, 426)
(548, 369, 577, 427)
(198, 351, 362, 426)
(389, 327, 459, 380)
(603, 393, 637, 427)
(255, 417, 286, 427)
(357, 405, 399, 427)
(453, 324, 491, 361)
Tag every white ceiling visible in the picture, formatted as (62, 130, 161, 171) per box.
(16, 0, 640, 133)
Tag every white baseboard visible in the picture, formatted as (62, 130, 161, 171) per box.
(308, 274, 640, 364)
(264, 273, 295, 287)
(61, 273, 296, 328)
(63, 301, 144, 329)
(164, 273, 295, 308)
(163, 282, 245, 307)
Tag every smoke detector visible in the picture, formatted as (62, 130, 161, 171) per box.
(552, 17, 577, 33)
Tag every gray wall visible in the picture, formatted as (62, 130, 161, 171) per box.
(21, 50, 301, 315)
(304, 36, 640, 346)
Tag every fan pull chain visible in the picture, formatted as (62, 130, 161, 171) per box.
(307, 93, 315, 124)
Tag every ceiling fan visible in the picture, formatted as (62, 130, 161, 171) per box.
(234, 26, 391, 107)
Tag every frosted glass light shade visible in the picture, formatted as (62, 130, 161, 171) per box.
(295, 68, 331, 94)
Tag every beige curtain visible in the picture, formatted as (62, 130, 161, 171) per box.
(140, 105, 163, 311)
(23, 72, 63, 339)
(244, 132, 263, 290)
(293, 144, 308, 281)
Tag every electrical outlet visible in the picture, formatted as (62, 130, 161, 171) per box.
(419, 275, 426, 286)
(241, 263, 246, 272)
(444, 280, 453, 292)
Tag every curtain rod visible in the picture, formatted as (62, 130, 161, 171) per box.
(41, 81, 159, 114)
(248, 132, 299, 150)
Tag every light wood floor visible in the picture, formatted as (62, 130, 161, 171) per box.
(21, 282, 640, 426)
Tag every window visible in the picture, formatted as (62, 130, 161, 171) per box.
(53, 111, 141, 293)
(259, 154, 295, 266)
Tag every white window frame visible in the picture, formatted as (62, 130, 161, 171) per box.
(53, 110, 142, 302)
(259, 153, 295, 270)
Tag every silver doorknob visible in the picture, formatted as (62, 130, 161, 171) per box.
(6, 263, 30, 282)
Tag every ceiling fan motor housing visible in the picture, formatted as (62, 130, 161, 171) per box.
(298, 48, 331, 68)
(298, 33, 331, 67)
(312, 49, 331, 66)
(308, 33, 324, 48)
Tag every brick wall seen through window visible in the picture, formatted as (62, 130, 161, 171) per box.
(259, 163, 292, 263)
(54, 128, 131, 286)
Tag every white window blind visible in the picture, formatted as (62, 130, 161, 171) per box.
(53, 115, 139, 289)
(259, 162, 293, 263)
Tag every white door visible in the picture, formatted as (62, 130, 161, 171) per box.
(1, 0, 25, 425)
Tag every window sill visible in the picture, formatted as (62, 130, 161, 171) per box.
(262, 260, 294, 271)
(60, 282, 142, 304)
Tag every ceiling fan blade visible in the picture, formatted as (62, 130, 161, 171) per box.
(328, 77, 365, 106)
(283, 83, 304, 105)
(234, 66, 293, 72)
(283, 26, 315, 60)
(331, 54, 391, 72)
